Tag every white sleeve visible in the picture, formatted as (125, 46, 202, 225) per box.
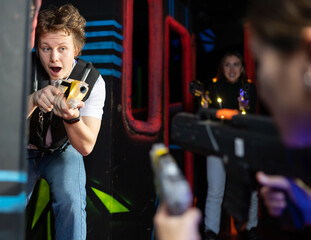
(80, 75, 106, 120)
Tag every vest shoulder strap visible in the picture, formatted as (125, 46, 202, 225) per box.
(31, 52, 50, 93)
(69, 59, 100, 101)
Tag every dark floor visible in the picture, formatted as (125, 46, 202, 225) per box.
(199, 226, 311, 240)
(198, 210, 311, 240)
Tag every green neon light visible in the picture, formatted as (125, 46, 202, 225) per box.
(90, 177, 102, 185)
(47, 210, 51, 240)
(91, 187, 129, 213)
(32, 179, 50, 229)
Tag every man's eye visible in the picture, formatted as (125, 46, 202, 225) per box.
(60, 47, 66, 51)
(42, 48, 50, 52)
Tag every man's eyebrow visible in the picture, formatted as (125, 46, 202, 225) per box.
(57, 42, 70, 45)
(40, 41, 69, 46)
(39, 43, 49, 47)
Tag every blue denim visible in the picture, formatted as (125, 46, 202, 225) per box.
(27, 144, 86, 240)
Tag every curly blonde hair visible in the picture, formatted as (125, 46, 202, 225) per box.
(35, 4, 86, 56)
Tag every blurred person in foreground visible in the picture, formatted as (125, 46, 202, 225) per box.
(248, 0, 311, 225)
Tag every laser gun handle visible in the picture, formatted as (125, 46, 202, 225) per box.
(150, 143, 193, 215)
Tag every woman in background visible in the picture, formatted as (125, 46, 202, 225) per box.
(204, 51, 258, 240)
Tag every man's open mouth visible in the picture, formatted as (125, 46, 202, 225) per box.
(50, 67, 62, 74)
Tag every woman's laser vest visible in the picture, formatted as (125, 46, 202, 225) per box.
(29, 56, 100, 153)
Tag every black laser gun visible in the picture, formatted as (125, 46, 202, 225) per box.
(150, 143, 193, 215)
(189, 80, 211, 108)
(171, 108, 311, 228)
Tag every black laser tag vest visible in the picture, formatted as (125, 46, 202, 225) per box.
(29, 55, 100, 152)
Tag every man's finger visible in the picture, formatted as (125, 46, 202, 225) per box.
(39, 107, 46, 113)
(49, 85, 61, 95)
(256, 172, 290, 190)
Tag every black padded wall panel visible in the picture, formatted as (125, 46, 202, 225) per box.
(0, 0, 31, 239)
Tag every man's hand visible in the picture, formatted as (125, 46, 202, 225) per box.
(237, 96, 250, 110)
(256, 171, 311, 225)
(256, 172, 289, 216)
(52, 93, 85, 121)
(154, 204, 202, 240)
(33, 85, 60, 113)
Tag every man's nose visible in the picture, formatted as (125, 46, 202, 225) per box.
(50, 50, 59, 62)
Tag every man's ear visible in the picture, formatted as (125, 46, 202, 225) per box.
(302, 27, 311, 59)
(74, 46, 80, 58)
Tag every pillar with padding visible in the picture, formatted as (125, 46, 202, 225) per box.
(0, 0, 31, 239)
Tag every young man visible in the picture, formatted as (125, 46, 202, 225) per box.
(27, 4, 106, 240)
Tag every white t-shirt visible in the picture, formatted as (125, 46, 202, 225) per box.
(80, 74, 106, 120)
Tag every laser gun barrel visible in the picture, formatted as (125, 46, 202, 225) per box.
(56, 79, 89, 108)
(66, 80, 89, 102)
(150, 143, 193, 215)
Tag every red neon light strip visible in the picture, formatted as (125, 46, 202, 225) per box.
(166, 16, 193, 113)
(122, 0, 163, 135)
(244, 23, 256, 83)
(164, 16, 170, 146)
(164, 16, 194, 189)
(164, 16, 194, 144)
